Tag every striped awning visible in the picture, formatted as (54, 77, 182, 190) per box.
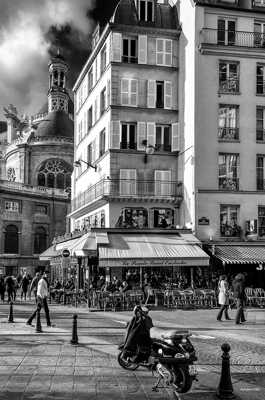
(214, 245, 265, 265)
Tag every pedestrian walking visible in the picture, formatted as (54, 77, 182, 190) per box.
(5, 275, 15, 302)
(26, 272, 52, 327)
(217, 275, 231, 321)
(20, 274, 30, 301)
(232, 273, 247, 325)
(0, 276, 5, 302)
(29, 272, 40, 302)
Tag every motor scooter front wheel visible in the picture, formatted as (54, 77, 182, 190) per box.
(172, 366, 193, 394)
(117, 351, 139, 370)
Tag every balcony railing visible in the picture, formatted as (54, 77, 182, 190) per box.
(0, 179, 69, 198)
(218, 127, 239, 141)
(71, 178, 183, 212)
(120, 142, 137, 150)
(200, 28, 265, 49)
(219, 78, 239, 94)
(219, 177, 239, 191)
(220, 223, 241, 238)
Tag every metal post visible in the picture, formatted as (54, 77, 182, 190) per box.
(216, 343, 237, 399)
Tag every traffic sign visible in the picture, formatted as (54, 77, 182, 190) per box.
(62, 249, 70, 257)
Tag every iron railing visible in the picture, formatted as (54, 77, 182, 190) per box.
(219, 177, 239, 191)
(0, 179, 69, 198)
(200, 28, 265, 49)
(219, 78, 240, 93)
(218, 127, 239, 141)
(71, 178, 183, 212)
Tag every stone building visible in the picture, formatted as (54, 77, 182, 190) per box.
(0, 53, 74, 277)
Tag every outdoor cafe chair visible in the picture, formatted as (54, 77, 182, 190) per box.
(253, 288, 265, 308)
(245, 287, 255, 307)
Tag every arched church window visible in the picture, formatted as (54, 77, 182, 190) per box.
(47, 173, 55, 188)
(38, 173, 46, 187)
(34, 226, 47, 254)
(57, 173, 65, 189)
(65, 173, 71, 189)
(7, 167, 16, 182)
(4, 225, 19, 254)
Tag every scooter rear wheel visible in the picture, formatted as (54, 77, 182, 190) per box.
(172, 366, 193, 394)
(117, 351, 139, 371)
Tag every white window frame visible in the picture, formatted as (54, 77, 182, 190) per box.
(156, 39, 172, 67)
(120, 169, 137, 195)
(155, 170, 171, 196)
(155, 125, 171, 151)
(121, 78, 138, 106)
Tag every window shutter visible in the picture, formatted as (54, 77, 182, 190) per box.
(164, 81, 172, 109)
(121, 79, 129, 105)
(165, 39, 172, 66)
(91, 140, 95, 163)
(172, 123, 180, 152)
(112, 32, 122, 62)
(130, 79, 138, 106)
(94, 136, 99, 162)
(97, 54, 101, 80)
(84, 111, 87, 135)
(107, 79, 111, 107)
(137, 122, 146, 150)
(105, 35, 110, 66)
(147, 80, 156, 108)
(94, 97, 98, 123)
(147, 122, 156, 147)
(156, 39, 164, 65)
(138, 35, 147, 64)
(110, 121, 121, 149)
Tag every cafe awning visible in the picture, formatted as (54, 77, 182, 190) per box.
(39, 245, 60, 261)
(98, 232, 209, 268)
(213, 245, 265, 265)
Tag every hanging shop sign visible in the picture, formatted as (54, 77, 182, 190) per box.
(62, 248, 70, 257)
(198, 217, 210, 226)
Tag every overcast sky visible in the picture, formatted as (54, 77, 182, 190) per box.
(0, 0, 119, 120)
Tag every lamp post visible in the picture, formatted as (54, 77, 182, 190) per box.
(142, 140, 156, 163)
(73, 159, 97, 171)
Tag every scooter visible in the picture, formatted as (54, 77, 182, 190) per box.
(118, 327, 198, 397)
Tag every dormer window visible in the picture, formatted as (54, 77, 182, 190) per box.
(137, 0, 154, 22)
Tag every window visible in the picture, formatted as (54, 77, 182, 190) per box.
(218, 105, 239, 140)
(99, 129, 106, 157)
(37, 159, 72, 190)
(254, 22, 265, 47)
(220, 205, 240, 237)
(4, 225, 19, 254)
(153, 208, 174, 228)
(101, 45, 107, 73)
(122, 37, 137, 63)
(87, 144, 92, 164)
(256, 155, 265, 190)
(88, 68, 93, 91)
(217, 18, 236, 46)
(156, 125, 171, 151)
(138, 0, 154, 22)
(258, 206, 265, 237)
(5, 201, 19, 212)
(156, 39, 172, 66)
(88, 106, 93, 130)
(254, 0, 265, 6)
(7, 167, 16, 182)
(121, 123, 137, 149)
(34, 227, 47, 254)
(120, 169, 136, 195)
(100, 87, 107, 115)
(256, 107, 265, 140)
(115, 207, 148, 228)
(219, 61, 239, 93)
(156, 81, 164, 108)
(147, 80, 172, 109)
(35, 204, 48, 214)
(121, 78, 138, 106)
(218, 153, 239, 191)
(257, 64, 265, 94)
(155, 170, 171, 196)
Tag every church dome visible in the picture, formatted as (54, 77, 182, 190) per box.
(35, 111, 74, 139)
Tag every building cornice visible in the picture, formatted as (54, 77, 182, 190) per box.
(199, 45, 265, 59)
(198, 189, 265, 194)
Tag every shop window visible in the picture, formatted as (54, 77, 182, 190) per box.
(153, 209, 174, 228)
(220, 205, 241, 237)
(258, 206, 265, 237)
(115, 208, 148, 228)
(4, 225, 19, 254)
(100, 211, 105, 227)
(34, 227, 47, 254)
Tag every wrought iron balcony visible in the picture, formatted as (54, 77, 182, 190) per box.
(0, 179, 69, 199)
(71, 178, 183, 212)
(200, 28, 265, 49)
(120, 142, 137, 150)
(219, 78, 239, 94)
(220, 223, 241, 238)
(218, 127, 239, 141)
(219, 177, 239, 191)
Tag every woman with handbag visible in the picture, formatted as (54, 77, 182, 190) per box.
(217, 275, 231, 321)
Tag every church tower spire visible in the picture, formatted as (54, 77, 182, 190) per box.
(48, 52, 69, 113)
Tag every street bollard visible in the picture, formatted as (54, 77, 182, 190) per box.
(70, 314, 79, 345)
(8, 301, 14, 323)
(216, 343, 237, 399)
(35, 309, 43, 333)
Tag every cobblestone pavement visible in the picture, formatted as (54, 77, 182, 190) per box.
(0, 302, 264, 399)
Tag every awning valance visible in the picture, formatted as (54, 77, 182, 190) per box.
(98, 233, 209, 268)
(39, 246, 60, 261)
(213, 245, 265, 265)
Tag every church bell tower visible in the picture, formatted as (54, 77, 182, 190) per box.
(48, 51, 69, 114)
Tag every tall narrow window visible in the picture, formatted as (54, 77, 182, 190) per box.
(257, 64, 265, 94)
(258, 206, 265, 237)
(88, 106, 93, 130)
(155, 170, 171, 196)
(34, 227, 47, 254)
(156, 81, 164, 108)
(218, 105, 239, 140)
(100, 87, 107, 114)
(156, 125, 171, 151)
(101, 45, 107, 73)
(4, 225, 19, 254)
(220, 205, 240, 237)
(219, 61, 239, 93)
(138, 0, 154, 22)
(122, 38, 137, 63)
(88, 67, 93, 91)
(87, 144, 92, 164)
(120, 169, 136, 195)
(99, 129, 106, 157)
(256, 155, 265, 190)
(217, 19, 235, 46)
(256, 107, 265, 140)
(218, 153, 239, 191)
(156, 39, 172, 66)
(121, 78, 138, 106)
(121, 123, 136, 149)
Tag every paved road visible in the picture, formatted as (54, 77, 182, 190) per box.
(0, 302, 264, 399)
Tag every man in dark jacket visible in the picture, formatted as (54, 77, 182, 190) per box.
(232, 273, 247, 325)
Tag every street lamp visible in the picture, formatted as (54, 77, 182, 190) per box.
(74, 159, 97, 172)
(142, 140, 156, 163)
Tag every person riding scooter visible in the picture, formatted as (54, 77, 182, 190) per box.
(122, 305, 153, 363)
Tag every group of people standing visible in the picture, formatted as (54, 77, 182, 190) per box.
(0, 273, 40, 303)
(217, 273, 247, 325)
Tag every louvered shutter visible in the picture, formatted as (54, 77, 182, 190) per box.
(94, 136, 99, 162)
(164, 81, 172, 109)
(137, 122, 146, 150)
(165, 40, 172, 66)
(172, 123, 180, 152)
(110, 121, 121, 149)
(147, 122, 156, 147)
(105, 35, 110, 66)
(156, 39, 164, 65)
(155, 170, 171, 196)
(121, 79, 129, 105)
(112, 32, 122, 62)
(138, 35, 147, 64)
(120, 169, 136, 195)
(147, 80, 156, 108)
(91, 139, 95, 163)
(130, 79, 138, 106)
(97, 53, 101, 80)
(84, 111, 87, 135)
(107, 79, 111, 107)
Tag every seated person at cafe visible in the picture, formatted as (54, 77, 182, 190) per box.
(97, 276, 106, 290)
(63, 277, 75, 304)
(112, 276, 122, 291)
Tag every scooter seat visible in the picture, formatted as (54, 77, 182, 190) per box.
(150, 327, 190, 341)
